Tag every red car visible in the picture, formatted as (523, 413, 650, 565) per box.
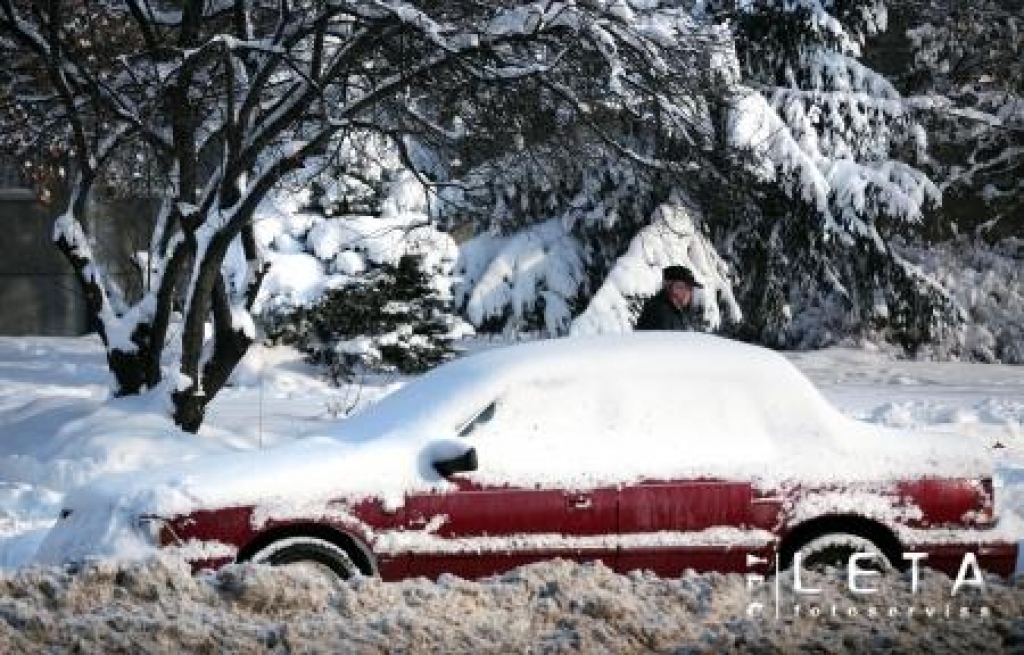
(38, 334, 1018, 581)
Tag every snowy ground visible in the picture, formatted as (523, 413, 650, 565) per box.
(2, 556, 1022, 654)
(0, 336, 403, 569)
(1, 336, 1022, 652)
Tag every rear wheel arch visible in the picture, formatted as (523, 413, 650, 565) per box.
(237, 523, 378, 577)
(779, 515, 905, 570)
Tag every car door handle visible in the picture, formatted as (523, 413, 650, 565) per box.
(568, 495, 592, 510)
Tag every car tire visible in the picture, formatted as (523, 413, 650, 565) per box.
(785, 532, 895, 572)
(254, 537, 358, 583)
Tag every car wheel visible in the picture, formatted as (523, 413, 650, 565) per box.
(791, 533, 894, 572)
(254, 537, 358, 584)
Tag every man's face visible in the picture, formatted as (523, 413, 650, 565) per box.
(666, 280, 693, 309)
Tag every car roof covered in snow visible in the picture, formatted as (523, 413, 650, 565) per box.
(313, 332, 989, 495)
(329, 332, 830, 443)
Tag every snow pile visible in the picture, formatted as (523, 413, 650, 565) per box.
(0, 485, 61, 572)
(571, 201, 742, 335)
(299, 333, 992, 488)
(896, 238, 1024, 364)
(1, 557, 1023, 653)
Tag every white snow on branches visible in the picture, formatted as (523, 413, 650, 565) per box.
(571, 200, 742, 335)
(455, 220, 588, 336)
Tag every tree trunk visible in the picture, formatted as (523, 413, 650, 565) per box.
(170, 230, 256, 433)
(108, 317, 169, 395)
(171, 324, 253, 433)
(56, 203, 160, 397)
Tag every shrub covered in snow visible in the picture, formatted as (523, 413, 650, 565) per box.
(454, 218, 590, 336)
(280, 254, 472, 383)
(254, 168, 471, 382)
(252, 207, 458, 325)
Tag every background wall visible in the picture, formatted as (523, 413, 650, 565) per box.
(0, 190, 87, 336)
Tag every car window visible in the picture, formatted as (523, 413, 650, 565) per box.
(456, 401, 496, 438)
(449, 371, 779, 487)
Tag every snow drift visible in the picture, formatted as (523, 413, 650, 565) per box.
(1, 557, 1022, 654)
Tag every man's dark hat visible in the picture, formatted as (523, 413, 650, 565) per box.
(662, 265, 702, 288)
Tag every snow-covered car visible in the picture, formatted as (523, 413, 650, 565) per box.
(37, 334, 1017, 581)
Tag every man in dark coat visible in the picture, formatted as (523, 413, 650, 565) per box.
(634, 265, 702, 331)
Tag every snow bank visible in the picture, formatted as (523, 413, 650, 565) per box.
(0, 337, 397, 569)
(1, 558, 1022, 653)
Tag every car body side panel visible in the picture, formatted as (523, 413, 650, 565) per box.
(167, 498, 408, 578)
(617, 480, 767, 576)
(165, 506, 251, 549)
(618, 481, 753, 532)
(897, 478, 994, 527)
(161, 477, 1010, 582)
(400, 481, 618, 578)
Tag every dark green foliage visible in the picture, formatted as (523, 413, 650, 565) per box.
(703, 159, 962, 351)
(694, 0, 964, 352)
(274, 255, 460, 384)
(894, 0, 1024, 241)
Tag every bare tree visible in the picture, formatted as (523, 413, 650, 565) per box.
(0, 0, 722, 431)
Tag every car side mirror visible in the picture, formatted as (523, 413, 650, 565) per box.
(433, 447, 478, 477)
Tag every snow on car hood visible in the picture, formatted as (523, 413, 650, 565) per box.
(34, 434, 441, 565)
(35, 334, 993, 565)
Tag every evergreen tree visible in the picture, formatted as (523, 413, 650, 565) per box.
(452, 1, 965, 354)
(441, 15, 742, 337)
(701, 0, 962, 350)
(278, 254, 467, 384)
(254, 144, 471, 384)
(901, 0, 1023, 240)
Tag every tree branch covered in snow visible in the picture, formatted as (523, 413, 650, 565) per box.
(900, 0, 1023, 240)
(692, 0, 962, 350)
(0, 0, 745, 430)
